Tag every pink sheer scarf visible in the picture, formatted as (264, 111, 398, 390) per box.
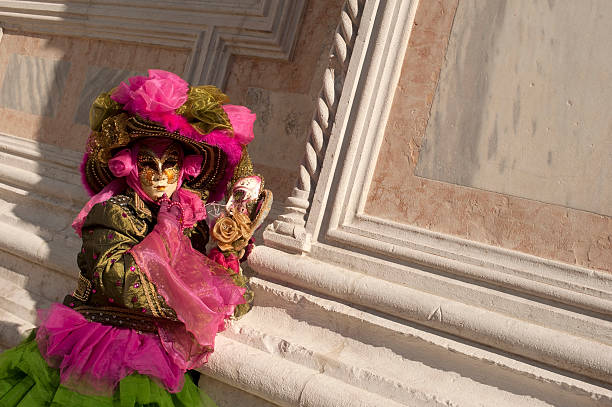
(130, 203, 245, 369)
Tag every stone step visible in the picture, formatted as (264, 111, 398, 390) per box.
(0, 307, 35, 349)
(203, 277, 612, 407)
(0, 270, 57, 350)
(0, 275, 53, 323)
(0, 212, 80, 278)
(0, 251, 75, 305)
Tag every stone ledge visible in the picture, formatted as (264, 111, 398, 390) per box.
(307, 237, 612, 342)
(202, 335, 426, 407)
(202, 276, 612, 406)
(248, 246, 612, 385)
(325, 217, 612, 314)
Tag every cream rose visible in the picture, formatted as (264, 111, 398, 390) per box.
(211, 216, 241, 252)
(233, 212, 252, 239)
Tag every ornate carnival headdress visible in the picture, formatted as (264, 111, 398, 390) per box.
(81, 69, 256, 202)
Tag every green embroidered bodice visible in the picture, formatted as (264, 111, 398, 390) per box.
(65, 191, 179, 330)
(65, 189, 252, 331)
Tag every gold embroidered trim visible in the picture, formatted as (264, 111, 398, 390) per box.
(72, 273, 92, 302)
(133, 193, 152, 218)
(125, 213, 147, 236)
(148, 279, 167, 318)
(134, 265, 160, 318)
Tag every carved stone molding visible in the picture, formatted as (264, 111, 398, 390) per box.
(0, 133, 84, 277)
(0, 0, 306, 86)
(267, 0, 365, 253)
(256, 0, 612, 390)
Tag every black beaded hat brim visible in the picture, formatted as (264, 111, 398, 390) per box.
(84, 115, 227, 199)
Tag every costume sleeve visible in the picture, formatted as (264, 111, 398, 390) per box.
(73, 201, 177, 319)
(186, 221, 209, 255)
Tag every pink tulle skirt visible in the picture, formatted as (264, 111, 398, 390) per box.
(36, 303, 185, 396)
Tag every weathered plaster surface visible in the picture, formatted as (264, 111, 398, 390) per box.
(365, 0, 612, 272)
(416, 0, 612, 217)
(225, 0, 345, 203)
(0, 32, 189, 151)
(244, 87, 313, 174)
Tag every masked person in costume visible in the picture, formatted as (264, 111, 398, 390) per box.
(0, 70, 272, 406)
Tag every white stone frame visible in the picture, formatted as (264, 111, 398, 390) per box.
(0, 0, 306, 86)
(257, 0, 612, 385)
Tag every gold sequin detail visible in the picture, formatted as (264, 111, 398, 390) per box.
(228, 147, 264, 196)
(72, 273, 92, 302)
(133, 265, 160, 318)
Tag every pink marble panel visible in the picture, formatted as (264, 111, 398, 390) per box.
(225, 0, 345, 203)
(0, 32, 190, 151)
(225, 0, 344, 98)
(364, 0, 612, 273)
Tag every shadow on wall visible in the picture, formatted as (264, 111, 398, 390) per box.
(0, 21, 146, 347)
(0, 30, 80, 347)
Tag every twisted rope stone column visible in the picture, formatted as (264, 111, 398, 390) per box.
(269, 0, 365, 252)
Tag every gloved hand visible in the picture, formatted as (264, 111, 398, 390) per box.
(157, 194, 185, 230)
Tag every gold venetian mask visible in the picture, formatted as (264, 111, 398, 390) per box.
(137, 144, 182, 201)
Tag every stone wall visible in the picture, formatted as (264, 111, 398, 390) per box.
(366, 0, 612, 272)
(0, 33, 188, 151)
(225, 0, 345, 202)
(258, 0, 612, 404)
(0, 0, 342, 204)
